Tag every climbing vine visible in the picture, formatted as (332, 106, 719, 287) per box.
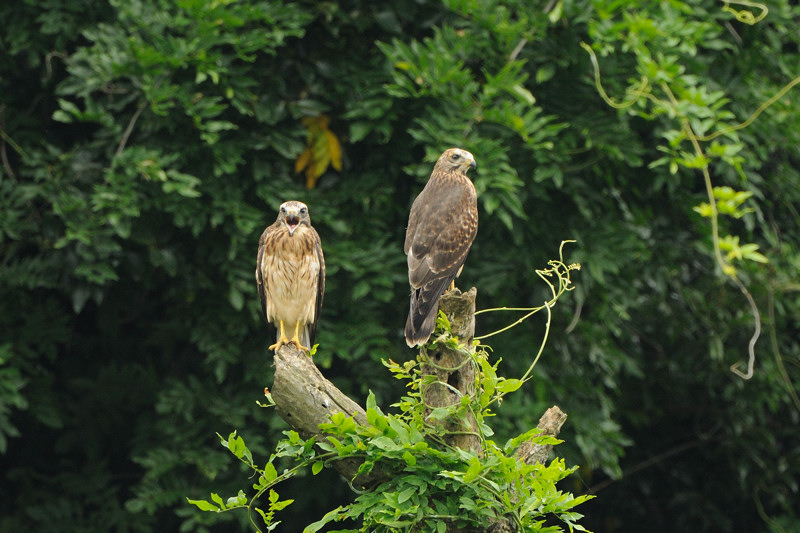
(581, 1, 799, 379)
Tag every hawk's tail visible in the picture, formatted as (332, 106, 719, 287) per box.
(405, 310, 437, 347)
(405, 297, 439, 347)
(300, 326, 312, 351)
(405, 277, 454, 347)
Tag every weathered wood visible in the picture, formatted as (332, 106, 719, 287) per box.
(271, 344, 383, 487)
(420, 287, 481, 455)
(272, 344, 367, 431)
(514, 405, 567, 466)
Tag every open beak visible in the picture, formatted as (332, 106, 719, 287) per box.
(285, 209, 300, 235)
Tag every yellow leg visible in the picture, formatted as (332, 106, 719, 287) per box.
(448, 280, 455, 291)
(289, 321, 310, 352)
(269, 320, 290, 351)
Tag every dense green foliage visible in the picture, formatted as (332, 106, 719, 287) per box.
(1, 0, 798, 531)
(190, 306, 590, 532)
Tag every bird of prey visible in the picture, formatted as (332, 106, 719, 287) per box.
(256, 201, 325, 353)
(404, 148, 478, 347)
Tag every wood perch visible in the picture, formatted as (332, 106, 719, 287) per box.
(268, 287, 567, 529)
(420, 287, 481, 454)
(270, 344, 384, 488)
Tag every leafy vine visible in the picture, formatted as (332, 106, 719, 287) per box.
(580, 2, 800, 379)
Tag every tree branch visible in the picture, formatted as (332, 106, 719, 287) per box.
(514, 405, 567, 465)
(270, 344, 384, 488)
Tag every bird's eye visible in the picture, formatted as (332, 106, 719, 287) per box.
(300, 207, 307, 214)
(280, 207, 286, 213)
(451, 153, 460, 160)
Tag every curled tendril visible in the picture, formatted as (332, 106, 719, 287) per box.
(474, 241, 579, 341)
(722, 1, 768, 25)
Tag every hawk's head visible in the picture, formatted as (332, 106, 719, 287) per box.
(277, 200, 310, 236)
(437, 148, 477, 175)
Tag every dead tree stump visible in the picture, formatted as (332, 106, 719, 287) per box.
(419, 287, 481, 455)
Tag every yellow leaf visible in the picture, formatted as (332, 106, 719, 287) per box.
(308, 153, 330, 189)
(305, 170, 318, 189)
(295, 147, 312, 174)
(294, 114, 343, 189)
(312, 128, 329, 159)
(326, 130, 342, 171)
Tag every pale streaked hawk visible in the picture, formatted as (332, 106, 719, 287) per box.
(256, 201, 325, 352)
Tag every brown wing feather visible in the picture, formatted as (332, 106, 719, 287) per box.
(307, 226, 325, 346)
(256, 222, 279, 342)
(407, 175, 477, 265)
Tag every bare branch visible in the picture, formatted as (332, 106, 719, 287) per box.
(114, 101, 147, 158)
(514, 405, 568, 465)
(271, 344, 383, 488)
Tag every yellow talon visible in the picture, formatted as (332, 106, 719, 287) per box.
(269, 320, 290, 351)
(289, 321, 310, 352)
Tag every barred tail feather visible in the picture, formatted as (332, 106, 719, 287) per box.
(405, 298, 438, 347)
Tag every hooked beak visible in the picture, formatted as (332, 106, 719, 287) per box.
(462, 154, 477, 172)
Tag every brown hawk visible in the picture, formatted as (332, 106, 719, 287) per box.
(256, 201, 325, 352)
(404, 148, 478, 347)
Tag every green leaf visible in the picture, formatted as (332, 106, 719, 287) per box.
(496, 378, 523, 394)
(226, 490, 247, 508)
(397, 486, 416, 504)
(505, 428, 542, 452)
(228, 285, 244, 310)
(462, 456, 483, 483)
(536, 64, 555, 84)
(268, 489, 294, 512)
(402, 451, 417, 466)
(370, 436, 399, 451)
(52, 110, 74, 124)
(186, 498, 219, 512)
(509, 84, 536, 105)
(264, 462, 278, 482)
(210, 493, 226, 510)
(427, 407, 452, 420)
(304, 506, 345, 533)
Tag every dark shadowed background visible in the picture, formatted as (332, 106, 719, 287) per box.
(1, 1, 798, 531)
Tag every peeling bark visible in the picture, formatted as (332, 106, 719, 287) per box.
(419, 287, 481, 454)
